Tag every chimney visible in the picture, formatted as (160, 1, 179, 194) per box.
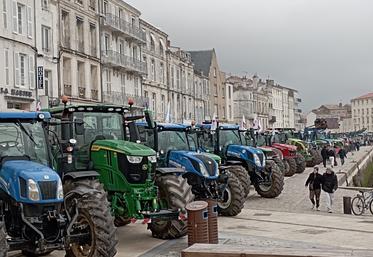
(339, 102, 342, 107)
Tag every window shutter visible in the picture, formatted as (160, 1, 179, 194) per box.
(27, 6, 32, 38)
(14, 52, 19, 87)
(29, 55, 34, 89)
(3, 0, 7, 29)
(12, 0, 16, 33)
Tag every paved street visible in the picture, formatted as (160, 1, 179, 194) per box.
(9, 147, 373, 257)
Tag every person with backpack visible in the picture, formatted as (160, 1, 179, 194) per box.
(321, 145, 328, 168)
(305, 166, 323, 211)
(338, 147, 347, 165)
(322, 167, 338, 213)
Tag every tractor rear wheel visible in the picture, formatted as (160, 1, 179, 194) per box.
(283, 160, 290, 175)
(295, 154, 306, 173)
(218, 171, 245, 216)
(149, 174, 194, 239)
(274, 157, 286, 175)
(0, 221, 8, 257)
(285, 158, 296, 176)
(229, 166, 250, 197)
(64, 179, 117, 257)
(255, 160, 284, 198)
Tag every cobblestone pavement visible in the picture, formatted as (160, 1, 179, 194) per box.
(245, 146, 373, 215)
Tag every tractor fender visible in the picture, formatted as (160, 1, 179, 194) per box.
(63, 170, 99, 182)
(156, 167, 185, 175)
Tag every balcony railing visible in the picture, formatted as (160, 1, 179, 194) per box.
(91, 89, 98, 100)
(102, 13, 146, 43)
(64, 84, 72, 96)
(101, 50, 147, 74)
(103, 91, 148, 107)
(78, 87, 86, 98)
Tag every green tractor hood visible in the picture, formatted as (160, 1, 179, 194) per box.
(201, 152, 222, 164)
(92, 140, 156, 156)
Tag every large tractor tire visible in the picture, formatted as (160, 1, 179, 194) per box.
(0, 222, 8, 257)
(306, 151, 316, 167)
(255, 161, 284, 198)
(64, 179, 117, 257)
(285, 158, 296, 176)
(149, 174, 194, 239)
(295, 154, 306, 173)
(218, 171, 245, 216)
(229, 166, 250, 197)
(273, 157, 286, 175)
(283, 160, 290, 175)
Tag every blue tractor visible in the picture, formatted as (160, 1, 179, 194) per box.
(197, 123, 284, 198)
(0, 112, 116, 257)
(135, 122, 245, 216)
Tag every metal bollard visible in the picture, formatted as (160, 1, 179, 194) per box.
(343, 196, 352, 214)
(186, 201, 209, 246)
(206, 199, 219, 244)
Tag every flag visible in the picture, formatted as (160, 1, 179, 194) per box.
(211, 113, 218, 131)
(240, 115, 246, 130)
(165, 102, 171, 123)
(36, 101, 41, 111)
(258, 119, 263, 132)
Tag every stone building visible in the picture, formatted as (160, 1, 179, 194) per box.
(0, 0, 37, 110)
(58, 0, 101, 103)
(100, 0, 147, 108)
(140, 19, 168, 120)
(189, 49, 225, 120)
(193, 70, 210, 122)
(225, 80, 234, 122)
(351, 92, 373, 132)
(168, 46, 194, 123)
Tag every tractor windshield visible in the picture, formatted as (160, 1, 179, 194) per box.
(239, 131, 255, 146)
(157, 130, 189, 154)
(0, 121, 49, 165)
(219, 129, 242, 148)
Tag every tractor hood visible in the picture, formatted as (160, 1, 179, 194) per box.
(272, 143, 297, 151)
(168, 150, 219, 179)
(92, 140, 156, 156)
(226, 145, 265, 167)
(0, 160, 62, 204)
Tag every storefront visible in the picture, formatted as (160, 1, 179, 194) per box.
(0, 87, 35, 111)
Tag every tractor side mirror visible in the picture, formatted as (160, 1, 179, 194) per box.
(128, 122, 140, 143)
(144, 110, 155, 129)
(74, 119, 85, 135)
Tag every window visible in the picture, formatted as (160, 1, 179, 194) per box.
(44, 70, 51, 96)
(89, 0, 96, 10)
(134, 77, 139, 96)
(159, 41, 164, 55)
(160, 62, 164, 83)
(41, 26, 51, 52)
(41, 0, 48, 9)
(104, 34, 109, 53)
(150, 34, 155, 52)
(151, 59, 155, 81)
(170, 66, 174, 88)
(89, 23, 96, 56)
(61, 11, 70, 47)
(104, 69, 111, 92)
(152, 93, 156, 112)
(76, 17, 84, 52)
(161, 95, 165, 114)
(3, 0, 7, 29)
(19, 54, 26, 86)
(213, 68, 217, 77)
(28, 55, 34, 89)
(13, 3, 25, 34)
(103, 1, 108, 15)
(4, 49, 9, 86)
(214, 83, 218, 96)
(76, 0, 83, 5)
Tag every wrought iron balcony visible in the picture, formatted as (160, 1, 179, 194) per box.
(103, 91, 148, 107)
(102, 13, 146, 43)
(78, 87, 86, 99)
(101, 50, 147, 75)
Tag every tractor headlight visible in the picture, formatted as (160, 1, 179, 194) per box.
(57, 179, 64, 200)
(199, 163, 210, 177)
(148, 155, 157, 163)
(254, 154, 262, 167)
(127, 156, 143, 164)
(27, 179, 40, 201)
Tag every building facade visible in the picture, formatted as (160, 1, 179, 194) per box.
(194, 70, 210, 122)
(140, 19, 167, 120)
(100, 0, 147, 108)
(351, 93, 373, 132)
(0, 0, 37, 110)
(225, 80, 234, 122)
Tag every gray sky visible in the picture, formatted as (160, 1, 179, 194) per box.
(127, 0, 373, 112)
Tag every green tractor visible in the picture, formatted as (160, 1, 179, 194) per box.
(48, 104, 193, 239)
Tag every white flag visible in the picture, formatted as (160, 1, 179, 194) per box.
(36, 101, 41, 111)
(165, 102, 171, 123)
(211, 113, 218, 131)
(240, 115, 246, 130)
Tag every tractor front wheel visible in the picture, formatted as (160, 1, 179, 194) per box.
(64, 179, 117, 257)
(229, 166, 250, 198)
(0, 221, 8, 257)
(149, 174, 194, 239)
(285, 158, 296, 176)
(218, 171, 245, 216)
(295, 154, 306, 173)
(255, 161, 284, 198)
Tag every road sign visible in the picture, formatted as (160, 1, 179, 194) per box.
(37, 66, 44, 89)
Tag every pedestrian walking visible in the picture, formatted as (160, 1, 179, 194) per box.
(305, 166, 323, 211)
(327, 147, 337, 167)
(322, 167, 338, 213)
(321, 145, 328, 168)
(338, 147, 347, 165)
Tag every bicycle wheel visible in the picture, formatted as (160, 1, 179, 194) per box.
(369, 199, 373, 215)
(351, 196, 364, 215)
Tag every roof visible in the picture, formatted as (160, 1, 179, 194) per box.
(46, 104, 128, 114)
(352, 92, 373, 100)
(0, 112, 51, 120)
(137, 122, 190, 131)
(188, 50, 214, 76)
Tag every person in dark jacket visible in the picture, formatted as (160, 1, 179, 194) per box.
(321, 146, 328, 168)
(322, 167, 338, 213)
(305, 166, 323, 211)
(338, 148, 347, 165)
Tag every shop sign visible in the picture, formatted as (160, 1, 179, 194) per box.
(0, 87, 33, 98)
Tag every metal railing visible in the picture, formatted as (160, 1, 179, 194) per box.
(101, 50, 147, 74)
(91, 89, 98, 100)
(103, 91, 148, 107)
(64, 84, 72, 96)
(103, 13, 146, 42)
(78, 87, 86, 98)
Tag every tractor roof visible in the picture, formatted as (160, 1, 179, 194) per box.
(46, 104, 128, 114)
(0, 112, 51, 120)
(137, 122, 191, 131)
(197, 123, 239, 130)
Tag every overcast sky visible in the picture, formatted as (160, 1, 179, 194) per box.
(126, 0, 373, 112)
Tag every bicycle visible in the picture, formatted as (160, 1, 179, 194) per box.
(351, 190, 373, 215)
